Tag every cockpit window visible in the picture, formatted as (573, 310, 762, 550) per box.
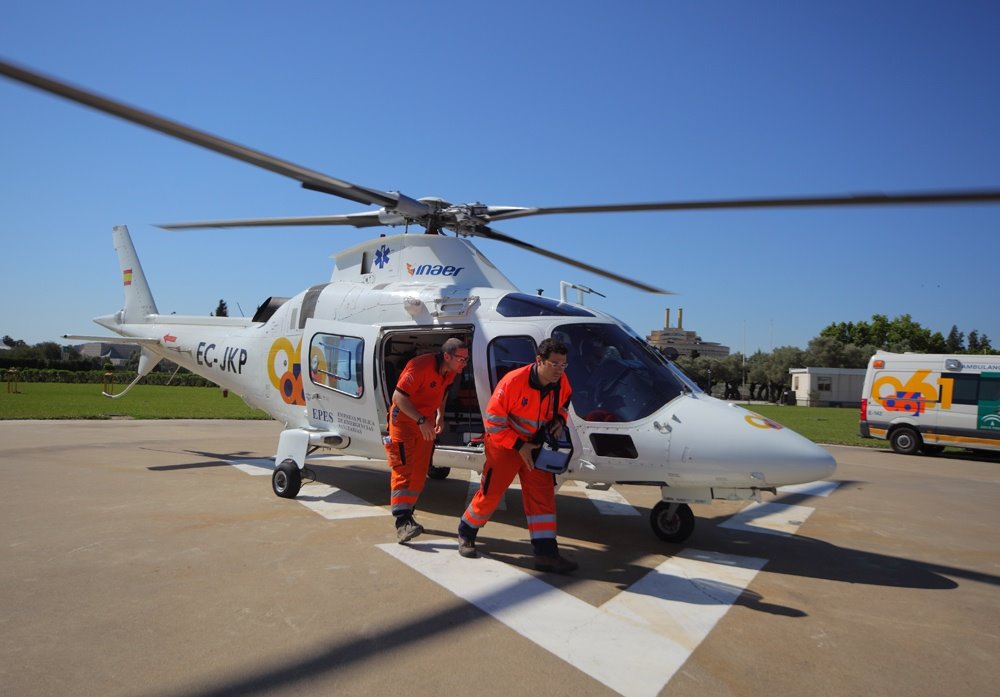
(556, 323, 687, 422)
(496, 293, 595, 318)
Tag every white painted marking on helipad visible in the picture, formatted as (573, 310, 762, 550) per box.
(380, 540, 764, 697)
(296, 483, 389, 520)
(569, 481, 641, 516)
(228, 458, 274, 476)
(225, 457, 387, 519)
(719, 501, 816, 537)
(777, 480, 838, 498)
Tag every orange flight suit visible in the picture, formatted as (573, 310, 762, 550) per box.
(386, 352, 457, 517)
(461, 363, 571, 550)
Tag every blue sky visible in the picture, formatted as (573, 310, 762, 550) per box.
(2, 1, 998, 354)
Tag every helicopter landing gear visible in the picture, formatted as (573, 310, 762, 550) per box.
(427, 464, 451, 480)
(272, 459, 302, 499)
(650, 501, 694, 543)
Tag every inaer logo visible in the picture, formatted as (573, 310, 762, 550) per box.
(406, 262, 465, 277)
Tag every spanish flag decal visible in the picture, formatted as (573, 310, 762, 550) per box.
(123, 268, 133, 286)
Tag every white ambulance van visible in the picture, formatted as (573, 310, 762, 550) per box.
(860, 352, 1000, 455)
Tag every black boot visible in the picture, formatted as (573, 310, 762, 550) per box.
(395, 512, 423, 543)
(532, 538, 577, 574)
(458, 520, 479, 558)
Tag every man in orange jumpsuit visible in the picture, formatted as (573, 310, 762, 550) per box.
(457, 338, 578, 574)
(387, 337, 469, 542)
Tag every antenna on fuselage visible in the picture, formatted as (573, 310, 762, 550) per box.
(560, 281, 606, 305)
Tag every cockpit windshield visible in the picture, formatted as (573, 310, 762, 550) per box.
(554, 322, 690, 422)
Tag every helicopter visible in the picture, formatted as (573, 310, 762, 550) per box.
(4, 58, 999, 544)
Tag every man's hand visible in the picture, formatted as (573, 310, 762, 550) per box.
(419, 420, 435, 441)
(518, 441, 540, 467)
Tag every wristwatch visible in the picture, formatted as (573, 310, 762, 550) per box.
(416, 416, 426, 425)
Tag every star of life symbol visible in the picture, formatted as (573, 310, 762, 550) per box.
(374, 244, 391, 269)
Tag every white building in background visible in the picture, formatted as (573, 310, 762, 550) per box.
(646, 308, 730, 359)
(76, 342, 139, 367)
(788, 367, 867, 407)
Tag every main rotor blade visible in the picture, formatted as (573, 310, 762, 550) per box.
(158, 212, 389, 230)
(485, 189, 1000, 222)
(0, 58, 396, 208)
(470, 226, 672, 295)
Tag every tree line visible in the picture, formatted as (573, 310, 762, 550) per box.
(673, 314, 995, 401)
(2, 299, 230, 378)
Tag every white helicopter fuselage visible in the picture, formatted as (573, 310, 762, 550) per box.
(93, 226, 835, 541)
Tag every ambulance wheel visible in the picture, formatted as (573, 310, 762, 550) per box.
(650, 502, 694, 543)
(889, 427, 921, 455)
(272, 459, 302, 498)
(427, 465, 451, 480)
(920, 444, 945, 455)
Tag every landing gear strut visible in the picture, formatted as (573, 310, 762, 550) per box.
(650, 501, 694, 543)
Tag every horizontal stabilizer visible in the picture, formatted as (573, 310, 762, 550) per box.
(63, 334, 161, 345)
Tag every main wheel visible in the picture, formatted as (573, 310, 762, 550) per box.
(272, 459, 302, 498)
(650, 501, 695, 543)
(889, 426, 922, 455)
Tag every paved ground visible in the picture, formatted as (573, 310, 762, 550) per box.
(1, 420, 998, 696)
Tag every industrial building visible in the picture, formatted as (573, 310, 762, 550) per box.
(645, 308, 730, 358)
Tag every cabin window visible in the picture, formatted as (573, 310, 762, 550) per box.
(496, 293, 595, 318)
(556, 322, 686, 422)
(309, 333, 365, 398)
(589, 433, 638, 459)
(488, 336, 537, 390)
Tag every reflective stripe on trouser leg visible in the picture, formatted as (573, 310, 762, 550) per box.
(386, 418, 434, 516)
(520, 464, 557, 541)
(461, 438, 521, 530)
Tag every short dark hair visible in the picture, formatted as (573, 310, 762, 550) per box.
(443, 337, 467, 355)
(537, 337, 568, 359)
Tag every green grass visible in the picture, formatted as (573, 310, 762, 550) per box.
(0, 383, 270, 420)
(0, 383, 880, 447)
(744, 403, 882, 448)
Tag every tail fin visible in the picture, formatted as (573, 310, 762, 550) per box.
(112, 225, 158, 321)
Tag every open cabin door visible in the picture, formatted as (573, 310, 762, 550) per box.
(303, 318, 384, 459)
(379, 327, 486, 473)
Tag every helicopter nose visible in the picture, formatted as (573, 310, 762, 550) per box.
(666, 398, 837, 487)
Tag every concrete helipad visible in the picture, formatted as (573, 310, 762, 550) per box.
(1, 420, 998, 696)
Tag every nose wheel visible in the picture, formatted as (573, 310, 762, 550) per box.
(272, 459, 302, 498)
(650, 501, 694, 543)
